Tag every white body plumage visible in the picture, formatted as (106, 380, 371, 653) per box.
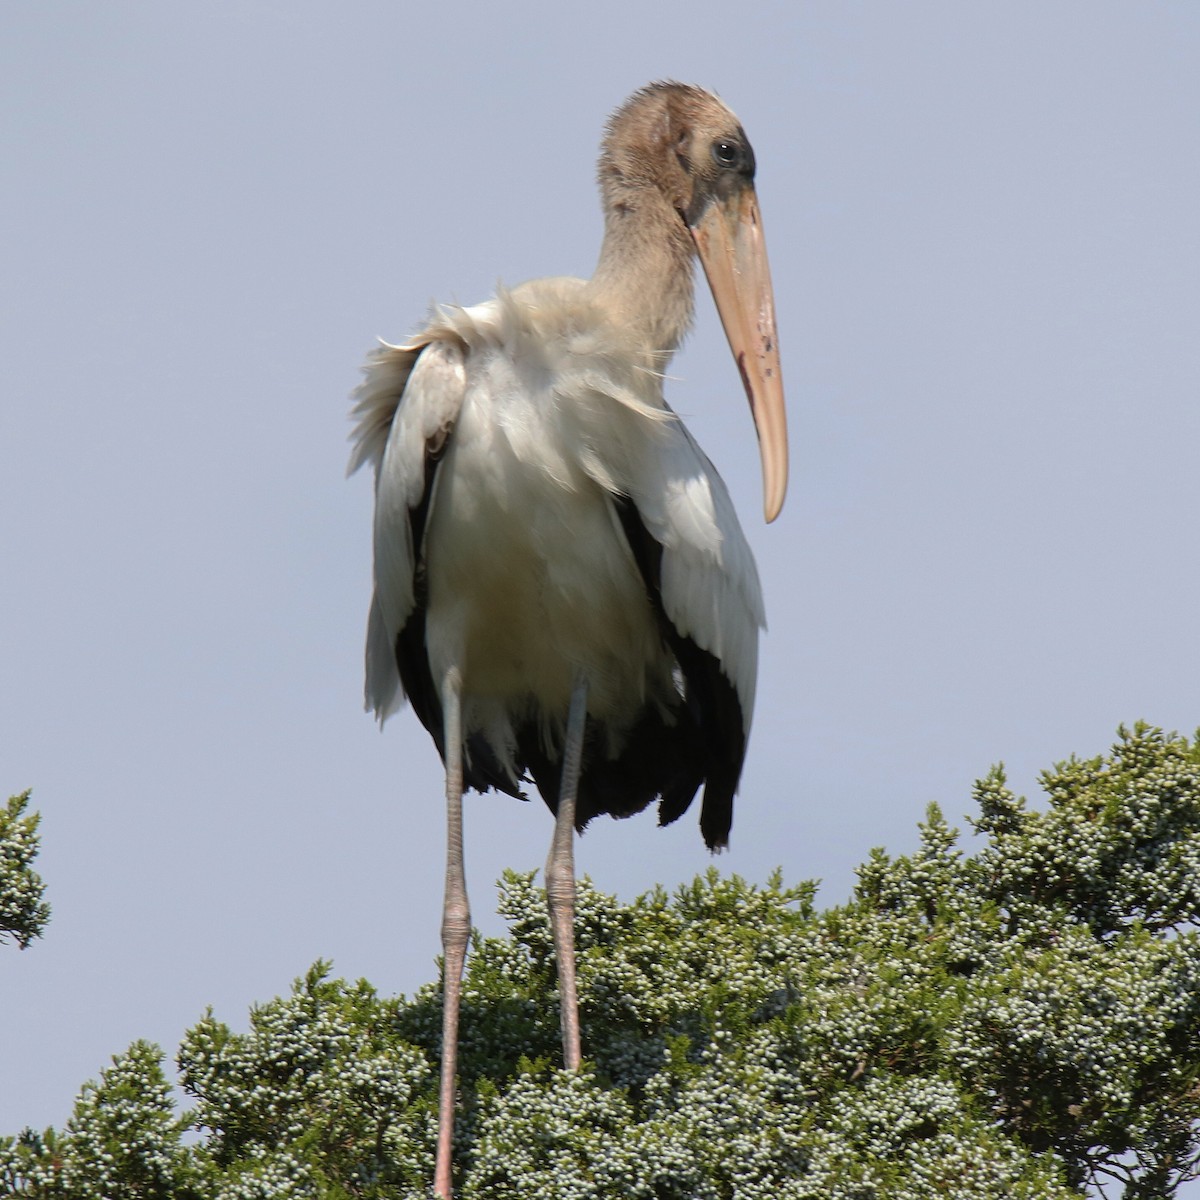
(351, 278, 763, 843)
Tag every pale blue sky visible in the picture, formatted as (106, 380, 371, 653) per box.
(3, 4, 1198, 1183)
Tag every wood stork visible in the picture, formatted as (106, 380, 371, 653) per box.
(350, 82, 787, 1198)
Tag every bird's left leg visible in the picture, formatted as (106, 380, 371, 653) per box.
(544, 674, 588, 1071)
(434, 667, 469, 1200)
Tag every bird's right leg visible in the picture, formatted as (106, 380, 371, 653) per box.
(544, 674, 588, 1071)
(434, 667, 468, 1200)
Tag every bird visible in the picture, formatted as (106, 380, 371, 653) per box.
(349, 81, 787, 1199)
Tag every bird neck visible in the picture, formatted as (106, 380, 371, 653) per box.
(588, 188, 696, 365)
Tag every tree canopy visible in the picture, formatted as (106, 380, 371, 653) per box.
(3, 724, 1199, 1198)
(0, 792, 49, 951)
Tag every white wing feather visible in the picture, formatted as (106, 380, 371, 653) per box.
(549, 346, 764, 731)
(350, 337, 466, 721)
(623, 421, 764, 734)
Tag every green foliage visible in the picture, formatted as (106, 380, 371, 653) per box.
(0, 791, 49, 950)
(177, 964, 434, 1197)
(0, 1041, 198, 1199)
(3, 725, 1200, 1198)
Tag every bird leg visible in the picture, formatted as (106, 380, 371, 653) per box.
(544, 674, 588, 1071)
(434, 667, 468, 1200)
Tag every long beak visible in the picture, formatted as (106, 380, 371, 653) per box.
(691, 186, 788, 522)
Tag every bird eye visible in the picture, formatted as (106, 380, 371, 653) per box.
(712, 139, 740, 168)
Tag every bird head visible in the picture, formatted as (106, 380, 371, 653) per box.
(600, 82, 788, 522)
